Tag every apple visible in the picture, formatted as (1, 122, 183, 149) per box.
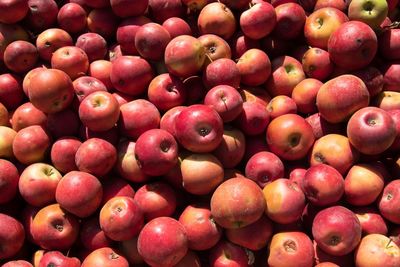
(379, 28, 400, 60)
(111, 0, 148, 18)
(268, 232, 315, 267)
(0, 103, 8, 126)
(51, 46, 89, 80)
(87, 8, 118, 39)
(79, 215, 114, 251)
(378, 179, 400, 224)
(312, 206, 362, 256)
(79, 125, 120, 147)
(101, 177, 135, 206)
(0, 126, 16, 159)
(162, 17, 192, 39)
(213, 125, 246, 169)
(57, 3, 87, 34)
(245, 151, 284, 188)
(31, 203, 79, 250)
(266, 55, 306, 97)
(75, 32, 107, 62)
(302, 164, 344, 206)
(148, 0, 184, 23)
(302, 47, 334, 81)
(110, 55, 154, 96)
(81, 247, 129, 267)
(0, 213, 25, 260)
(134, 182, 177, 221)
(237, 48, 271, 86)
(119, 237, 144, 265)
(374, 91, 400, 111)
(25, 0, 58, 31)
(347, 106, 396, 155)
(388, 109, 400, 151)
(147, 73, 187, 112)
(266, 114, 315, 161)
(99, 196, 143, 241)
(3, 40, 38, 74)
(178, 204, 223, 251)
(27, 68, 75, 114)
(198, 2, 236, 40)
(180, 153, 224, 195)
(292, 78, 323, 114)
(18, 163, 62, 207)
(0, 159, 19, 204)
(10, 102, 47, 132)
(351, 66, 384, 97)
(115, 140, 148, 183)
(164, 35, 206, 78)
(348, 0, 388, 29)
(314, 0, 347, 10)
(203, 58, 241, 89)
(72, 76, 107, 105)
(209, 240, 252, 267)
(0, 73, 24, 111)
(2, 260, 33, 267)
(328, 21, 377, 71)
(0, 0, 29, 24)
(344, 163, 385, 206)
(353, 206, 388, 235)
(12, 125, 51, 165)
(75, 138, 117, 177)
(240, 2, 276, 40)
(36, 28, 73, 62)
(355, 234, 400, 267)
(313, 240, 355, 266)
(137, 217, 188, 266)
(38, 251, 81, 267)
(174, 104, 223, 153)
(267, 95, 297, 119)
(316, 74, 370, 123)
(135, 22, 171, 61)
(234, 100, 271, 136)
(382, 62, 400, 92)
(273, 3, 306, 40)
(304, 7, 348, 49)
(211, 177, 265, 228)
(116, 16, 151, 55)
(230, 31, 260, 59)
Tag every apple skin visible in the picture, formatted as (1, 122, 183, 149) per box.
(388, 109, 400, 151)
(353, 206, 388, 236)
(0, 73, 24, 111)
(211, 177, 266, 229)
(18, 163, 62, 207)
(137, 217, 188, 267)
(11, 102, 47, 132)
(164, 35, 206, 78)
(304, 7, 349, 49)
(273, 3, 306, 40)
(328, 21, 378, 71)
(209, 240, 252, 267)
(203, 59, 241, 89)
(28, 68, 75, 114)
(175, 104, 223, 153)
(81, 247, 129, 267)
(87, 8, 119, 39)
(230, 31, 260, 59)
(0, 159, 19, 204)
(72, 76, 107, 105)
(204, 85, 243, 123)
(313, 240, 355, 266)
(292, 78, 323, 115)
(302, 164, 344, 207)
(119, 237, 144, 265)
(135, 22, 171, 61)
(180, 153, 224, 195)
(75, 138, 117, 177)
(302, 47, 334, 81)
(310, 134, 359, 175)
(51, 46, 89, 81)
(374, 91, 400, 111)
(2, 260, 33, 267)
(378, 179, 400, 224)
(355, 234, 400, 267)
(0, 0, 29, 24)
(36, 28, 73, 62)
(226, 215, 273, 251)
(38, 251, 81, 267)
(110, 0, 148, 17)
(236, 48, 272, 86)
(3, 40, 38, 74)
(198, 2, 237, 40)
(55, 171, 103, 218)
(12, 125, 52, 165)
(0, 213, 25, 260)
(0, 102, 8, 126)
(198, 33, 232, 67)
(268, 232, 315, 267)
(245, 151, 284, 188)
(312, 206, 362, 256)
(148, 0, 184, 23)
(240, 2, 276, 40)
(31, 203, 79, 251)
(348, 0, 388, 29)
(79, 216, 114, 251)
(133, 182, 176, 221)
(234, 100, 271, 136)
(267, 95, 297, 119)
(110, 55, 154, 96)
(178, 204, 223, 251)
(115, 140, 148, 183)
(382, 62, 400, 92)
(75, 32, 107, 62)
(316, 74, 370, 123)
(266, 55, 306, 97)
(266, 114, 315, 161)
(57, 3, 87, 34)
(351, 66, 384, 97)
(213, 125, 246, 169)
(347, 107, 396, 155)
(147, 73, 187, 112)
(314, 0, 347, 11)
(162, 17, 192, 39)
(0, 126, 17, 159)
(25, 0, 58, 31)
(344, 164, 385, 206)
(116, 16, 151, 55)
(118, 99, 160, 140)
(99, 196, 144, 241)
(379, 28, 400, 60)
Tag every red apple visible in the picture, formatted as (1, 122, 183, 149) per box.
(378, 179, 400, 224)
(267, 95, 297, 119)
(198, 2, 236, 40)
(135, 22, 171, 61)
(209, 240, 252, 267)
(3, 40, 37, 73)
(0, 0, 29, 24)
(162, 17, 192, 39)
(51, 46, 89, 80)
(75, 32, 107, 62)
(25, 0, 58, 31)
(148, 0, 184, 23)
(36, 28, 73, 62)
(302, 47, 334, 81)
(89, 60, 113, 90)
(2, 260, 33, 267)
(11, 102, 47, 132)
(87, 8, 118, 39)
(0, 73, 24, 111)
(234, 100, 271, 136)
(57, 3, 87, 34)
(203, 58, 241, 89)
(81, 247, 129, 267)
(237, 48, 271, 86)
(50, 137, 81, 174)
(351, 66, 384, 97)
(38, 251, 81, 267)
(240, 2, 276, 40)
(0, 160, 19, 205)
(0, 213, 25, 260)
(292, 78, 323, 114)
(0, 126, 17, 159)
(245, 151, 284, 188)
(273, 3, 306, 40)
(116, 16, 152, 56)
(230, 31, 260, 59)
(213, 125, 246, 169)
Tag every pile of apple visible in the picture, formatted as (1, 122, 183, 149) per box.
(1, 0, 400, 266)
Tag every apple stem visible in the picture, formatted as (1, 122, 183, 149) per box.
(205, 53, 214, 63)
(182, 75, 200, 84)
(386, 238, 393, 249)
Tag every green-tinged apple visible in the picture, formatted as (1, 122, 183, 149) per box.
(348, 0, 388, 29)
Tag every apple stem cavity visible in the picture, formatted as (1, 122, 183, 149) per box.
(283, 240, 297, 252)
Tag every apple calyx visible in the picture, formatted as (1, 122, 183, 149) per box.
(283, 239, 297, 252)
